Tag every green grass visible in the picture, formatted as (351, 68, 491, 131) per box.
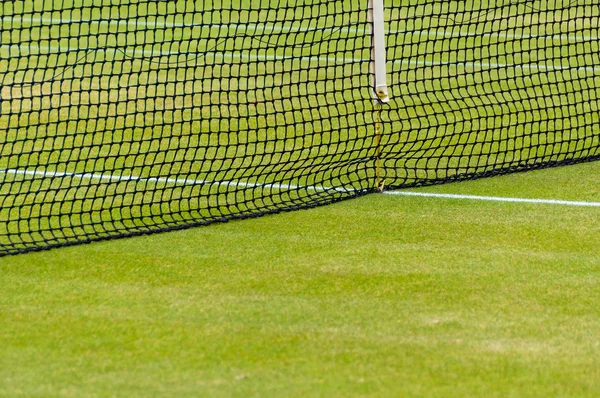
(2, 3, 600, 392)
(2, 160, 600, 397)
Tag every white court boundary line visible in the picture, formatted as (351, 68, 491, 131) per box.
(385, 190, 600, 208)
(0, 168, 352, 193)
(3, 44, 600, 73)
(2, 17, 366, 35)
(2, 168, 599, 207)
(4, 16, 600, 42)
(0, 45, 363, 65)
(3, 16, 600, 72)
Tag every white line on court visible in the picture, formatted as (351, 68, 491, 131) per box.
(0, 168, 352, 193)
(0, 45, 363, 64)
(391, 59, 600, 73)
(1, 17, 367, 35)
(3, 168, 597, 207)
(394, 28, 600, 42)
(3, 44, 600, 73)
(4, 15, 599, 42)
(385, 191, 600, 208)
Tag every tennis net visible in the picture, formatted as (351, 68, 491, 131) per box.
(1, 0, 599, 255)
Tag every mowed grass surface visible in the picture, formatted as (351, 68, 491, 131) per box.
(2, 160, 600, 397)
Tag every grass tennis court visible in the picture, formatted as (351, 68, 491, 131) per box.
(2, 1, 600, 395)
(2, 161, 600, 396)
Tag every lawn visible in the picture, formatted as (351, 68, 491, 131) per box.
(2, 2, 600, 394)
(2, 160, 600, 397)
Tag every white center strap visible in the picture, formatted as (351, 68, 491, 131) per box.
(370, 0, 390, 103)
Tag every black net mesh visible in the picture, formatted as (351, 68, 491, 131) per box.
(381, 0, 600, 187)
(1, 0, 599, 256)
